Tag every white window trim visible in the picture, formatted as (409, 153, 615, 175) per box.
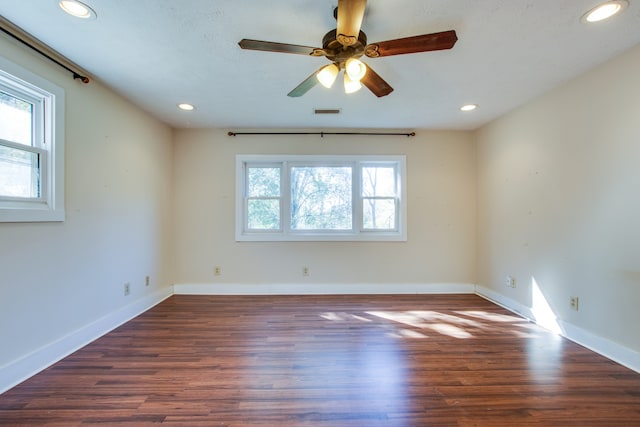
(0, 139, 48, 202)
(236, 154, 407, 242)
(0, 55, 65, 222)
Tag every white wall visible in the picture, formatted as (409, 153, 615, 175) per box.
(476, 44, 640, 355)
(173, 129, 476, 292)
(0, 35, 174, 389)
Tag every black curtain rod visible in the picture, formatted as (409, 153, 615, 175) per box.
(0, 20, 90, 83)
(228, 131, 416, 137)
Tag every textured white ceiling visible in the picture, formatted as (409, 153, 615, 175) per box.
(1, 0, 639, 130)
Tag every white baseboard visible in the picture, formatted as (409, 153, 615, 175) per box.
(475, 285, 640, 373)
(0, 286, 174, 394)
(558, 320, 640, 373)
(173, 282, 476, 295)
(474, 285, 535, 319)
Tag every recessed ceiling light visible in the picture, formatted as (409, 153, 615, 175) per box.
(58, 0, 97, 20)
(177, 103, 195, 111)
(460, 104, 478, 112)
(582, 1, 628, 23)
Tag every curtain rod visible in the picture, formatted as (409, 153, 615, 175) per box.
(0, 16, 90, 84)
(228, 131, 416, 137)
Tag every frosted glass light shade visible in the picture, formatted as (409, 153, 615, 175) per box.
(344, 73, 362, 94)
(316, 64, 339, 88)
(345, 58, 367, 81)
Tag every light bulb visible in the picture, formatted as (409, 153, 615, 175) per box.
(344, 73, 362, 94)
(345, 58, 367, 81)
(316, 64, 339, 88)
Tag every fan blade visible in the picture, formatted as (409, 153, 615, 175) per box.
(360, 64, 393, 97)
(364, 30, 458, 58)
(239, 39, 319, 56)
(287, 68, 323, 97)
(336, 0, 367, 47)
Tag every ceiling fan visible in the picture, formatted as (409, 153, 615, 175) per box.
(238, 0, 458, 98)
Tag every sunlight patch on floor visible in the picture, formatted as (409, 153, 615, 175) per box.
(456, 310, 523, 323)
(366, 311, 474, 339)
(319, 303, 553, 341)
(320, 312, 372, 322)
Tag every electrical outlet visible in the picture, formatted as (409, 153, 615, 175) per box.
(505, 276, 516, 288)
(214, 266, 222, 276)
(302, 266, 310, 276)
(124, 282, 130, 296)
(145, 275, 150, 286)
(570, 296, 579, 311)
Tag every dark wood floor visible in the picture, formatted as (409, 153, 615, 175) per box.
(1, 294, 640, 426)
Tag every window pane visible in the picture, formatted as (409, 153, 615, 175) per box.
(0, 91, 33, 146)
(247, 167, 280, 197)
(362, 166, 396, 197)
(248, 199, 280, 230)
(363, 198, 396, 230)
(291, 166, 352, 230)
(0, 144, 40, 198)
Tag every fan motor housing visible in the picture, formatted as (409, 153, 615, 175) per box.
(322, 29, 367, 64)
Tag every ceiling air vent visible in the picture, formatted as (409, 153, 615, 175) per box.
(314, 108, 341, 115)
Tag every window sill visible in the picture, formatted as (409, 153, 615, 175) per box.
(235, 231, 407, 242)
(0, 204, 65, 222)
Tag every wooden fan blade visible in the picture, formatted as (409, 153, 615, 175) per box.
(336, 0, 367, 47)
(287, 68, 323, 97)
(364, 30, 458, 58)
(239, 39, 319, 56)
(361, 64, 393, 97)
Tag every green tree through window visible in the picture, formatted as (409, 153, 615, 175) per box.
(246, 166, 280, 230)
(291, 166, 352, 230)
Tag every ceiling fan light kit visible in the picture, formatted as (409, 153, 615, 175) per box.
(317, 63, 340, 88)
(344, 73, 363, 94)
(345, 58, 367, 81)
(238, 0, 457, 98)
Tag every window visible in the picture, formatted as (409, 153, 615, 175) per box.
(236, 155, 406, 241)
(0, 56, 65, 222)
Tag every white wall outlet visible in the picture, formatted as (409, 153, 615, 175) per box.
(214, 266, 222, 276)
(505, 276, 516, 288)
(124, 282, 130, 296)
(570, 296, 579, 311)
(302, 266, 310, 276)
(145, 275, 150, 286)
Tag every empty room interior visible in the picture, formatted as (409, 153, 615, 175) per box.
(1, 0, 640, 425)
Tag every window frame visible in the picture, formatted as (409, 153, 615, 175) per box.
(244, 161, 283, 233)
(0, 139, 48, 202)
(236, 154, 407, 242)
(0, 55, 65, 222)
(360, 161, 400, 232)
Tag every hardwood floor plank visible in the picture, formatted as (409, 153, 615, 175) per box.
(1, 294, 639, 426)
